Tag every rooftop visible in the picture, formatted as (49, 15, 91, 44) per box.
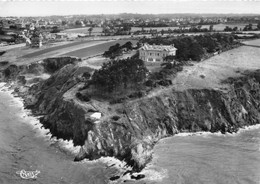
(140, 43, 177, 52)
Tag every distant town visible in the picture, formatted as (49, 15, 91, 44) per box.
(1, 13, 260, 47)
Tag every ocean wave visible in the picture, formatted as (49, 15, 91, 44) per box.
(81, 156, 134, 182)
(98, 157, 130, 169)
(236, 124, 260, 133)
(139, 165, 168, 181)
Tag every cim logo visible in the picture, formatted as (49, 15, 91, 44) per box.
(16, 169, 40, 179)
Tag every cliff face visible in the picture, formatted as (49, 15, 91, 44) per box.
(1, 56, 81, 81)
(24, 67, 260, 171)
(2, 58, 260, 172)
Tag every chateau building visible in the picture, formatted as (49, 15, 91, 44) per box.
(139, 43, 177, 62)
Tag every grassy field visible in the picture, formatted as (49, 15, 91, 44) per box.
(170, 39, 260, 92)
(63, 39, 138, 58)
(63, 27, 103, 36)
(62, 23, 257, 35)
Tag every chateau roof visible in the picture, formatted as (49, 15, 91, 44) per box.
(140, 43, 177, 52)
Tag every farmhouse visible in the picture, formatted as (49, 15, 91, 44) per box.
(139, 43, 177, 62)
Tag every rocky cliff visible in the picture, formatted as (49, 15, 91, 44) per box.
(1, 58, 260, 174)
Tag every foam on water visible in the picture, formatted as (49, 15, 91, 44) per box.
(174, 131, 230, 138)
(0, 82, 6, 88)
(81, 156, 134, 182)
(237, 124, 260, 133)
(0, 83, 81, 156)
(98, 157, 129, 169)
(139, 165, 168, 182)
(174, 124, 260, 138)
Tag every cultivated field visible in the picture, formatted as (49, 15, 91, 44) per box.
(21, 40, 102, 58)
(63, 39, 137, 58)
(0, 37, 137, 67)
(171, 39, 260, 92)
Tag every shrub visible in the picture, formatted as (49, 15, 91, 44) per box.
(91, 58, 148, 93)
(76, 92, 90, 102)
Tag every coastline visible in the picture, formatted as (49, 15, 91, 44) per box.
(0, 82, 82, 156)
(0, 82, 140, 182)
(2, 77, 260, 183)
(1, 38, 260, 182)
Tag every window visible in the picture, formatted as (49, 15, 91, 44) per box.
(150, 53, 152, 56)
(148, 58, 153, 62)
(156, 58, 161, 62)
(157, 53, 160, 56)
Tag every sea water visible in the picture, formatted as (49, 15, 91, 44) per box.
(1, 82, 260, 184)
(141, 128, 260, 184)
(0, 83, 121, 184)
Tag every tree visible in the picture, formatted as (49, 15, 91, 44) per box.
(122, 24, 131, 32)
(197, 25, 202, 30)
(102, 26, 110, 36)
(248, 24, 253, 31)
(122, 41, 133, 50)
(243, 24, 253, 31)
(162, 55, 177, 69)
(0, 28, 5, 35)
(224, 26, 232, 32)
(103, 43, 122, 58)
(257, 22, 260, 30)
(91, 58, 148, 93)
(50, 26, 60, 33)
(233, 27, 238, 32)
(88, 27, 93, 36)
(75, 20, 82, 26)
(161, 29, 165, 35)
(62, 20, 67, 26)
(189, 41, 205, 61)
(209, 25, 214, 32)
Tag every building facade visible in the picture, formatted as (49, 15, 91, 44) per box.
(139, 43, 177, 62)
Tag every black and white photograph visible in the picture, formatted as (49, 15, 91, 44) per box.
(0, 0, 260, 183)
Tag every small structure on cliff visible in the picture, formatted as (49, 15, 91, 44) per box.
(139, 43, 177, 62)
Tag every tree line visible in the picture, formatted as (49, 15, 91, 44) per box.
(140, 33, 239, 61)
(103, 41, 134, 59)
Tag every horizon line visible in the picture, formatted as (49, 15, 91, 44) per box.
(2, 12, 260, 18)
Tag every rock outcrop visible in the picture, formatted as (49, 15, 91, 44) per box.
(1, 58, 260, 173)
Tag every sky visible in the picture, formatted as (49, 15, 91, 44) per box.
(0, 0, 260, 17)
